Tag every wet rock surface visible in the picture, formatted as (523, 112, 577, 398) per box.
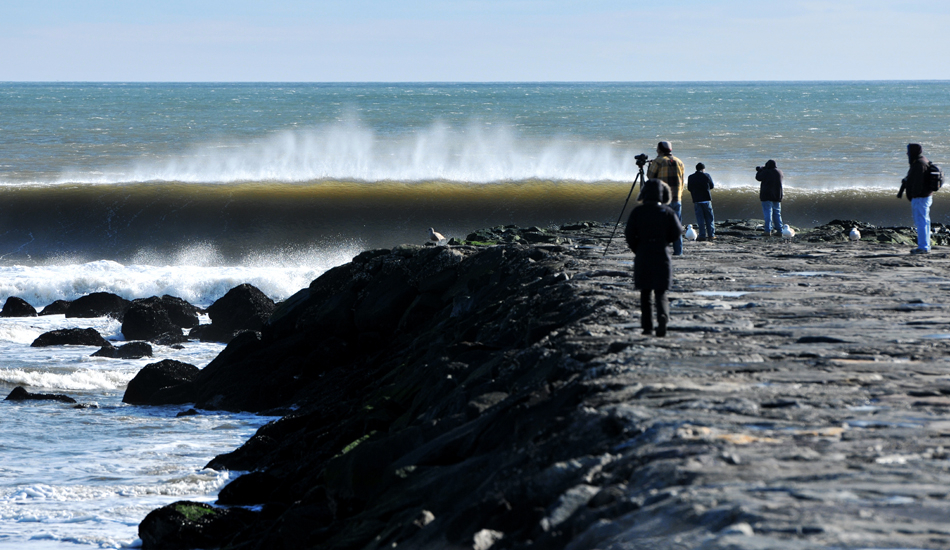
(140, 219, 950, 550)
(31, 327, 109, 348)
(122, 359, 200, 405)
(65, 291, 130, 319)
(1, 296, 37, 317)
(92, 341, 153, 359)
(190, 283, 275, 343)
(4, 386, 76, 403)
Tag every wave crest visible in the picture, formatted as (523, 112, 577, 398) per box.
(59, 121, 643, 184)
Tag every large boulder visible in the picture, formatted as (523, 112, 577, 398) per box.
(1, 297, 37, 317)
(160, 295, 201, 329)
(39, 300, 72, 316)
(5, 386, 76, 403)
(92, 341, 153, 359)
(31, 328, 109, 348)
(122, 297, 183, 342)
(138, 501, 257, 550)
(66, 292, 130, 319)
(191, 284, 275, 343)
(123, 359, 200, 405)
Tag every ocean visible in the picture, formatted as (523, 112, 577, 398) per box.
(0, 81, 948, 547)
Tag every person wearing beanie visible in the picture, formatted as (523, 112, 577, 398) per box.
(647, 141, 686, 255)
(687, 162, 716, 240)
(624, 178, 683, 337)
(898, 143, 934, 254)
(755, 159, 784, 236)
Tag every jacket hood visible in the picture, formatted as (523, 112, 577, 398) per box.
(639, 178, 671, 204)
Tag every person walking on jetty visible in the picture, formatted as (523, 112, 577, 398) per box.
(755, 160, 784, 236)
(625, 178, 683, 337)
(898, 143, 934, 254)
(687, 162, 716, 241)
(647, 141, 685, 255)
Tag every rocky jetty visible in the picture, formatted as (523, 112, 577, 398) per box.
(140, 220, 950, 550)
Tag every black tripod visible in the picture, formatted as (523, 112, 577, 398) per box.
(603, 161, 647, 256)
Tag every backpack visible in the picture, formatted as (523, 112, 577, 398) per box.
(928, 161, 944, 192)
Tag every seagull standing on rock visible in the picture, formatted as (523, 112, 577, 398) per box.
(428, 227, 446, 245)
(685, 224, 698, 241)
(849, 227, 861, 241)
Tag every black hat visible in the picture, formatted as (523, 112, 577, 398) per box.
(657, 141, 672, 154)
(908, 143, 923, 156)
(696, 162, 705, 171)
(765, 159, 777, 169)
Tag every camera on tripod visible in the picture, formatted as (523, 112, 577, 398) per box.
(635, 153, 650, 167)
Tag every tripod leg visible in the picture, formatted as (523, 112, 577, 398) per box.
(603, 168, 644, 256)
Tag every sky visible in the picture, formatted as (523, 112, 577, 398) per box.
(1, 0, 948, 82)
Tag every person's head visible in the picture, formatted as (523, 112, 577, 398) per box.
(696, 162, 705, 172)
(765, 159, 777, 169)
(908, 143, 923, 158)
(657, 141, 672, 155)
(639, 178, 671, 204)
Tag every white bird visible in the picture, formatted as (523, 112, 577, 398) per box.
(781, 224, 796, 239)
(428, 227, 446, 244)
(849, 227, 861, 241)
(684, 224, 698, 241)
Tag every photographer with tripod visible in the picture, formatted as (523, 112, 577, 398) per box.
(647, 141, 686, 255)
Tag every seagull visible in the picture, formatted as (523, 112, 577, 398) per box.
(849, 227, 861, 241)
(684, 224, 698, 241)
(781, 224, 796, 239)
(428, 227, 446, 244)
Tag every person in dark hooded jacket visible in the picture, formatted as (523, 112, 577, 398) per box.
(898, 143, 934, 254)
(624, 178, 683, 337)
(755, 159, 784, 235)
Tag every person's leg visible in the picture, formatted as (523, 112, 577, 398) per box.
(773, 201, 783, 231)
(702, 202, 715, 238)
(693, 202, 707, 239)
(671, 201, 683, 255)
(655, 290, 669, 337)
(761, 202, 772, 234)
(912, 196, 933, 251)
(640, 290, 654, 334)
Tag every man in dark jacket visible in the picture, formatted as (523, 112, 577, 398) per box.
(625, 178, 683, 337)
(755, 160, 784, 236)
(898, 143, 934, 254)
(687, 162, 715, 240)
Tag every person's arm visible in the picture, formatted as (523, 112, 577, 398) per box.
(707, 173, 714, 190)
(624, 211, 639, 252)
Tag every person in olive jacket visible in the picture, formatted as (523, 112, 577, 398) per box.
(625, 178, 684, 337)
(898, 143, 934, 254)
(755, 159, 784, 235)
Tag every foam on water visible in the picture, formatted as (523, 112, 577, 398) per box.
(0, 246, 356, 308)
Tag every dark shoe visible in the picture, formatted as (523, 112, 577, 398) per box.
(709, 235, 716, 240)
(656, 327, 667, 337)
(696, 236, 707, 242)
(642, 328, 653, 335)
(911, 248, 930, 255)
